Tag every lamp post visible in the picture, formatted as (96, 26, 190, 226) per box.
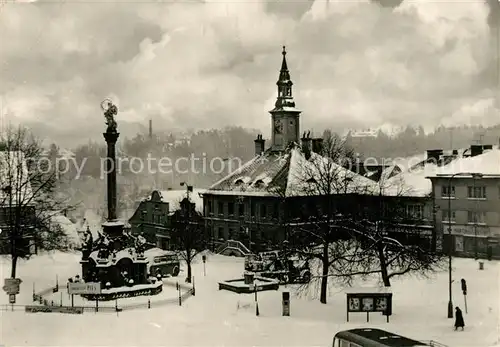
(438, 172, 483, 319)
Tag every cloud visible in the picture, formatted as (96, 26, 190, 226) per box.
(0, 0, 498, 146)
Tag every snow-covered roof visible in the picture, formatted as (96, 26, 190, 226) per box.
(150, 189, 205, 212)
(432, 148, 500, 177)
(207, 144, 380, 198)
(384, 147, 500, 197)
(0, 151, 33, 205)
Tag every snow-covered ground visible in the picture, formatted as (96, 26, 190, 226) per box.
(1, 252, 499, 347)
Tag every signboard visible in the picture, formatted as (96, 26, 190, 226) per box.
(346, 291, 393, 323)
(9, 294, 15, 304)
(451, 225, 489, 237)
(3, 278, 21, 295)
(68, 282, 101, 295)
(25, 305, 83, 314)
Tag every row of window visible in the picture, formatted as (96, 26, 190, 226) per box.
(140, 210, 164, 224)
(441, 185, 490, 199)
(206, 201, 279, 219)
(442, 210, 487, 224)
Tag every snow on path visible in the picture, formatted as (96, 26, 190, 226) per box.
(1, 253, 499, 347)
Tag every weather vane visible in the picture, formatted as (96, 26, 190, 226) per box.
(101, 98, 118, 132)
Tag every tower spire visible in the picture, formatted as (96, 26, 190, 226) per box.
(269, 46, 301, 152)
(279, 46, 289, 81)
(274, 45, 295, 110)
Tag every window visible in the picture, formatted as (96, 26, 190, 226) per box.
(238, 203, 245, 216)
(443, 209, 456, 222)
(441, 185, 455, 198)
(406, 204, 424, 219)
(228, 202, 234, 216)
(218, 202, 224, 216)
(250, 202, 255, 216)
(273, 203, 279, 219)
(260, 204, 267, 218)
(217, 227, 224, 240)
(468, 211, 486, 224)
(467, 186, 486, 199)
(207, 201, 212, 214)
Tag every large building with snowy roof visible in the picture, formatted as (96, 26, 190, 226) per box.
(201, 48, 434, 254)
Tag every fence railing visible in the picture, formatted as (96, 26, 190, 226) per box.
(215, 239, 251, 256)
(3, 278, 195, 313)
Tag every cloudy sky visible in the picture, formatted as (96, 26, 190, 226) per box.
(0, 0, 499, 146)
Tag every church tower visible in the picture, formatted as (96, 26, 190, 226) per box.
(270, 46, 301, 152)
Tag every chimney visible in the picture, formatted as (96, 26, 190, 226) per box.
(312, 138, 324, 154)
(470, 144, 483, 157)
(149, 119, 153, 139)
(254, 134, 265, 156)
(452, 149, 458, 155)
(426, 149, 443, 164)
(301, 130, 312, 159)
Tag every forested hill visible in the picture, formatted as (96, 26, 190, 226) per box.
(347, 124, 500, 159)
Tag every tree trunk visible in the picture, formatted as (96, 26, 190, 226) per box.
(377, 243, 391, 287)
(11, 255, 18, 278)
(320, 244, 329, 304)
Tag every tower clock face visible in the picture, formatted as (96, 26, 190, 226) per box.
(274, 119, 283, 134)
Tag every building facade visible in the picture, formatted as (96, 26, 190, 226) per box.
(428, 149, 500, 259)
(201, 47, 434, 255)
(128, 189, 204, 250)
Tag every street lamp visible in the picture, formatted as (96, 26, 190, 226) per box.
(437, 172, 483, 319)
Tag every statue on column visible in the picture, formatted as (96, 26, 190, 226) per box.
(101, 99, 118, 133)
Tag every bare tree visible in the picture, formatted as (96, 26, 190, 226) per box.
(345, 175, 446, 287)
(169, 196, 207, 283)
(0, 125, 74, 278)
(270, 134, 374, 304)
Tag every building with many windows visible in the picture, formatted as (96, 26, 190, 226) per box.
(201, 47, 434, 255)
(427, 146, 500, 258)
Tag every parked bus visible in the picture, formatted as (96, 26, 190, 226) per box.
(332, 328, 444, 347)
(145, 248, 180, 277)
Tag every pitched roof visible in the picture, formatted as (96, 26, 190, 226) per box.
(0, 151, 33, 205)
(207, 144, 379, 197)
(384, 146, 500, 197)
(432, 148, 500, 177)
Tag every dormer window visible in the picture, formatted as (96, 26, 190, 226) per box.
(254, 179, 265, 188)
(306, 178, 317, 184)
(233, 176, 251, 186)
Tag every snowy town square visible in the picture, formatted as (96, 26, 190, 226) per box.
(1, 0, 500, 346)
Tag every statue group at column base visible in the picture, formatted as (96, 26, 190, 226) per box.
(79, 224, 163, 299)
